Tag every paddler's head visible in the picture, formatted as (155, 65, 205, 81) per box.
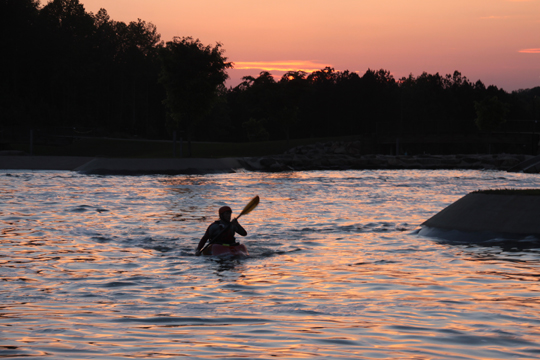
(218, 206, 232, 222)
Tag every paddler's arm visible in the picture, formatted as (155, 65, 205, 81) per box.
(232, 218, 247, 236)
(196, 231, 210, 256)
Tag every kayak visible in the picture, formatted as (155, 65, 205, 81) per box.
(202, 243, 249, 257)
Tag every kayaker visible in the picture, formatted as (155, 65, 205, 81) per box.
(195, 206, 247, 256)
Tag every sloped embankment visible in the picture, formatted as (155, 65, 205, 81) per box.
(420, 190, 540, 242)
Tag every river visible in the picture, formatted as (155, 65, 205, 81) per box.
(1, 169, 540, 359)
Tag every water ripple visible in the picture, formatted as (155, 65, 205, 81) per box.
(1, 169, 540, 359)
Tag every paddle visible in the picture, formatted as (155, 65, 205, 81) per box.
(198, 195, 260, 255)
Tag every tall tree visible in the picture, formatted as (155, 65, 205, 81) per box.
(39, 0, 96, 127)
(158, 36, 232, 156)
(1, 0, 40, 127)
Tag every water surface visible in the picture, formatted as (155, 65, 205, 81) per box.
(1, 169, 540, 359)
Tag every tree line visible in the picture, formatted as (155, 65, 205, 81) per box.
(3, 0, 540, 153)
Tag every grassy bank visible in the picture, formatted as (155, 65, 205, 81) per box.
(7, 136, 358, 158)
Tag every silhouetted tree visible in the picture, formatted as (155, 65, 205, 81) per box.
(4, 0, 539, 155)
(158, 37, 232, 155)
(242, 118, 269, 142)
(228, 72, 278, 140)
(1, 0, 41, 126)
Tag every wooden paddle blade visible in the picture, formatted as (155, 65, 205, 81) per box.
(239, 195, 259, 217)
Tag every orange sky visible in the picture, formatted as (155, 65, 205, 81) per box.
(78, 0, 539, 91)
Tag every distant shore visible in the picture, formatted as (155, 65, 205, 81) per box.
(0, 154, 245, 175)
(249, 153, 538, 172)
(1, 150, 538, 175)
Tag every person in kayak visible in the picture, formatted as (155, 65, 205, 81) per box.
(195, 206, 247, 256)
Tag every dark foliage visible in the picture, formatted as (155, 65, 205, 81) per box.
(2, 0, 539, 155)
(158, 36, 232, 154)
(2, 0, 167, 138)
(227, 69, 539, 154)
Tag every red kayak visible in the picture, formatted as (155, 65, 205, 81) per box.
(202, 243, 249, 257)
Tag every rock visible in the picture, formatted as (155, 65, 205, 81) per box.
(349, 157, 375, 169)
(497, 156, 520, 169)
(241, 157, 263, 170)
(414, 157, 443, 166)
(292, 154, 309, 167)
(269, 162, 284, 171)
(441, 157, 462, 165)
(387, 157, 403, 167)
(321, 155, 348, 167)
(260, 157, 278, 167)
(462, 156, 482, 164)
(278, 141, 535, 172)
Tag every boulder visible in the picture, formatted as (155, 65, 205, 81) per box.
(260, 157, 278, 167)
(496, 156, 520, 169)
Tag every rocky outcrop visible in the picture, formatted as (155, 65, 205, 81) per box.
(1, 142, 536, 174)
(244, 141, 536, 172)
(507, 154, 540, 173)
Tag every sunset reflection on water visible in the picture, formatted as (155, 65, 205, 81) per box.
(1, 169, 540, 359)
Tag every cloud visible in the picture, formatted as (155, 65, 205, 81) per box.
(519, 48, 540, 53)
(234, 60, 332, 73)
(480, 15, 510, 19)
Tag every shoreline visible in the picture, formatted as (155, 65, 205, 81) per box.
(248, 153, 540, 173)
(0, 156, 246, 175)
(1, 152, 539, 174)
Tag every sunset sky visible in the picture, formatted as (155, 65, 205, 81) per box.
(78, 0, 539, 91)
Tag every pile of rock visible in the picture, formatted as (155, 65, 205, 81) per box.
(243, 141, 536, 172)
(287, 141, 365, 157)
